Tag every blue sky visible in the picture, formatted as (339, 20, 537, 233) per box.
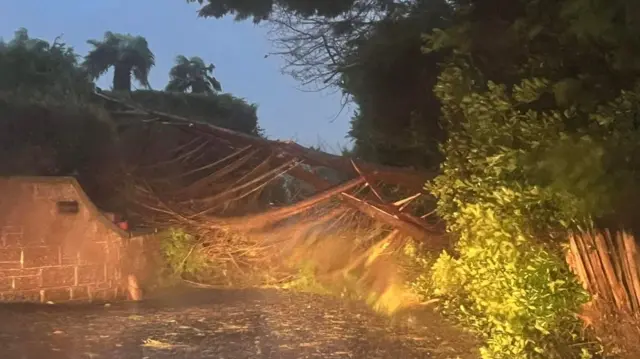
(1, 0, 353, 152)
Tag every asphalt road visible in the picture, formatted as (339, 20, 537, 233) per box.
(0, 287, 479, 359)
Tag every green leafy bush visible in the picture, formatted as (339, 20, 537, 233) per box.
(424, 65, 640, 358)
(429, 204, 591, 358)
(159, 228, 215, 282)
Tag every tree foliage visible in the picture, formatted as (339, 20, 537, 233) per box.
(186, 0, 640, 356)
(0, 27, 264, 210)
(426, 0, 640, 107)
(0, 27, 261, 135)
(428, 70, 598, 358)
(0, 98, 121, 203)
(342, 1, 451, 168)
(166, 55, 222, 94)
(159, 228, 216, 282)
(422, 1, 640, 357)
(425, 0, 640, 227)
(189, 0, 418, 87)
(187, 0, 362, 22)
(188, 0, 452, 169)
(84, 31, 155, 92)
(187, 0, 640, 172)
(0, 28, 93, 102)
(122, 90, 261, 135)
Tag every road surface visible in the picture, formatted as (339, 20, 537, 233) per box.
(0, 287, 479, 359)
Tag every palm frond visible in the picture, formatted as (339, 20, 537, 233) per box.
(169, 62, 191, 79)
(165, 78, 190, 92)
(83, 43, 117, 79)
(168, 53, 222, 94)
(206, 74, 222, 92)
(132, 65, 152, 88)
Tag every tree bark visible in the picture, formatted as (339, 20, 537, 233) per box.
(113, 63, 132, 92)
(191, 80, 207, 94)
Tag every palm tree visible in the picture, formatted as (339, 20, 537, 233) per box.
(83, 32, 154, 92)
(165, 55, 221, 94)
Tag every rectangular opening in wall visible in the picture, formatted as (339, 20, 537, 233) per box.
(57, 200, 79, 214)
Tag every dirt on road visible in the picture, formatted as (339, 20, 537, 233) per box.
(0, 287, 479, 359)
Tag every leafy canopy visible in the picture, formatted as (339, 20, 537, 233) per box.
(186, 0, 361, 22)
(0, 28, 93, 102)
(166, 55, 222, 94)
(423, 1, 640, 357)
(342, 1, 451, 168)
(187, 0, 456, 169)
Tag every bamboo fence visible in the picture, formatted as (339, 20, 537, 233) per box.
(567, 231, 640, 314)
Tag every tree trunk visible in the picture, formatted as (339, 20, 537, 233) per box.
(191, 80, 207, 94)
(113, 63, 132, 92)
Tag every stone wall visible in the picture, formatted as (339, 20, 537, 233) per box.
(123, 233, 162, 292)
(0, 177, 127, 303)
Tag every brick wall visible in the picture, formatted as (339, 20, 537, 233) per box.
(0, 177, 126, 303)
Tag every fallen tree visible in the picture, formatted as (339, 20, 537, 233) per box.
(99, 90, 448, 310)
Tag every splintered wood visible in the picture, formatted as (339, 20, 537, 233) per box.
(567, 231, 640, 313)
(98, 90, 448, 284)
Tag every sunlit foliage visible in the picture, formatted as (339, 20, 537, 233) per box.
(427, 62, 640, 357)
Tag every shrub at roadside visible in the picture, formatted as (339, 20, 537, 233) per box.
(158, 228, 218, 285)
(425, 65, 640, 358)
